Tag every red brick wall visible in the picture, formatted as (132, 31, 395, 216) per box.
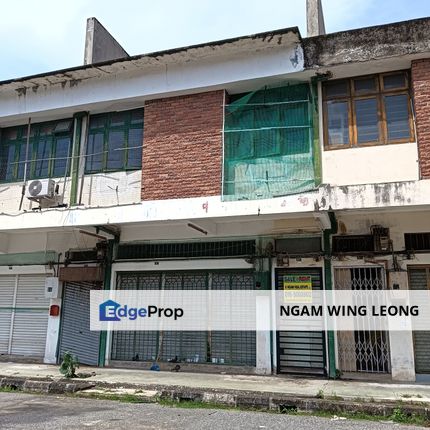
(412, 59, 430, 179)
(142, 90, 225, 200)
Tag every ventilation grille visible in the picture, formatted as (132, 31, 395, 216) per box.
(405, 233, 430, 251)
(117, 240, 256, 260)
(65, 249, 98, 262)
(332, 235, 374, 253)
(275, 237, 322, 254)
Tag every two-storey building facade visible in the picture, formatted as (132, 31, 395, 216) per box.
(0, 13, 430, 382)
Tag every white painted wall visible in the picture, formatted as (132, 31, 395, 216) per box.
(79, 170, 141, 207)
(0, 45, 303, 126)
(0, 170, 141, 215)
(322, 143, 419, 186)
(336, 211, 430, 251)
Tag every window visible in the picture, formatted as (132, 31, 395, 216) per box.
(405, 233, 430, 251)
(323, 71, 414, 149)
(85, 108, 143, 173)
(0, 119, 73, 182)
(223, 84, 316, 201)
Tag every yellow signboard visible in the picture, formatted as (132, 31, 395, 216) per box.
(283, 275, 312, 303)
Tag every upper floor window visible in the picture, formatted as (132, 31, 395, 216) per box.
(223, 83, 316, 201)
(0, 119, 72, 182)
(323, 71, 414, 149)
(85, 108, 143, 173)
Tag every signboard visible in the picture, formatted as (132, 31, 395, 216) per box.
(283, 275, 312, 303)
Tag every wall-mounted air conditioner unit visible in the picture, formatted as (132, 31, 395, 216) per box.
(26, 179, 55, 201)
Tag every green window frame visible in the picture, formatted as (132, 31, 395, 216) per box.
(85, 108, 144, 174)
(0, 119, 73, 183)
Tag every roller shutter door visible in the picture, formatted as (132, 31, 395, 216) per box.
(408, 268, 430, 374)
(0, 276, 15, 354)
(111, 270, 256, 366)
(0, 274, 49, 357)
(59, 282, 101, 366)
(276, 268, 326, 375)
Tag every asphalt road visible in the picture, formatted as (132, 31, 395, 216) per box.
(0, 392, 425, 430)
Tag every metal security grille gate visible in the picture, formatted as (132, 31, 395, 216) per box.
(59, 282, 101, 366)
(335, 267, 391, 374)
(111, 271, 256, 366)
(0, 275, 49, 357)
(275, 268, 326, 375)
(408, 267, 430, 375)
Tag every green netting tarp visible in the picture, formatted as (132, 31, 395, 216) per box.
(0, 251, 57, 266)
(223, 83, 319, 201)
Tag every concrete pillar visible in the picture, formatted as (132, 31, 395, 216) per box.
(306, 0, 326, 37)
(84, 17, 129, 65)
(44, 298, 62, 364)
(389, 331, 415, 381)
(256, 295, 272, 374)
(387, 271, 415, 381)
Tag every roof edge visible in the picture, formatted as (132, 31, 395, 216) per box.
(0, 26, 301, 88)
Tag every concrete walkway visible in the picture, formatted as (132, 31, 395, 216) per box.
(0, 362, 429, 404)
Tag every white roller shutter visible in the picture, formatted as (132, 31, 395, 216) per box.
(0, 276, 16, 354)
(10, 275, 50, 357)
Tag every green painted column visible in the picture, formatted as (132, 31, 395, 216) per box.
(98, 239, 115, 367)
(323, 211, 338, 378)
(70, 112, 86, 206)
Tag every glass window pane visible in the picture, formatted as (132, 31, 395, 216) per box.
(22, 127, 36, 138)
(127, 128, 143, 169)
(3, 129, 18, 140)
(53, 120, 72, 133)
(130, 109, 144, 124)
(110, 112, 126, 127)
(384, 94, 411, 141)
(0, 145, 16, 181)
(383, 73, 406, 90)
(34, 138, 51, 178)
(355, 98, 380, 144)
(326, 101, 350, 145)
(324, 80, 349, 98)
(17, 143, 33, 180)
(86, 133, 104, 172)
(354, 77, 376, 94)
(106, 130, 124, 170)
(89, 116, 106, 129)
(53, 137, 71, 177)
(40, 125, 54, 136)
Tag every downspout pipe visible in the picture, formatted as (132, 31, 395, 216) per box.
(323, 209, 338, 378)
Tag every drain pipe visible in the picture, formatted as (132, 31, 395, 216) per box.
(323, 209, 338, 378)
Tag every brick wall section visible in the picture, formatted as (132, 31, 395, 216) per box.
(142, 90, 225, 200)
(412, 59, 430, 179)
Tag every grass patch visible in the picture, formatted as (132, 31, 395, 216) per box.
(159, 398, 429, 427)
(287, 408, 429, 427)
(0, 385, 20, 393)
